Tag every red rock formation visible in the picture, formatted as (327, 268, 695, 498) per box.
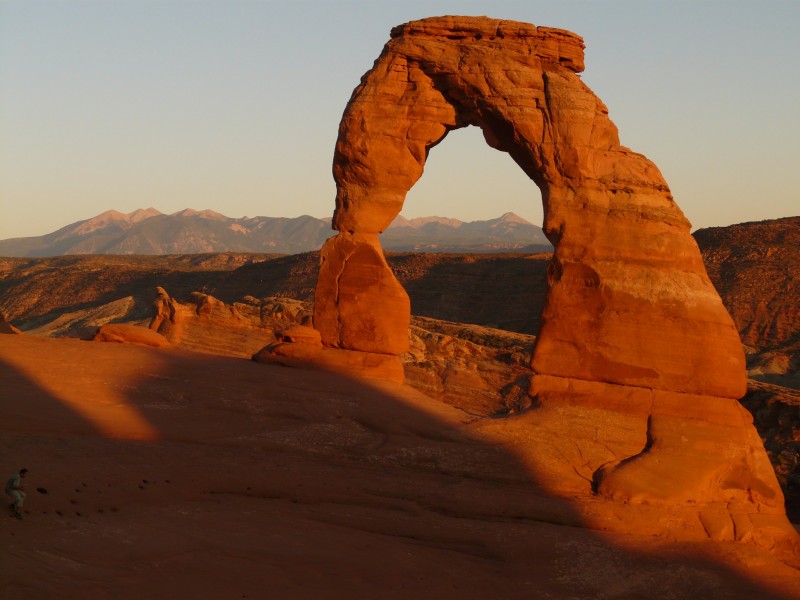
(403, 316, 535, 416)
(263, 16, 796, 559)
(93, 323, 170, 348)
(149, 287, 280, 359)
(314, 15, 744, 398)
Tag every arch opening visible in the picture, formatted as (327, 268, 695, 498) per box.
(403, 126, 544, 229)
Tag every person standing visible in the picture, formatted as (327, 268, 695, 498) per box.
(6, 468, 28, 519)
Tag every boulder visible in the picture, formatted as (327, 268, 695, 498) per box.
(275, 325, 322, 346)
(0, 312, 22, 335)
(93, 324, 170, 348)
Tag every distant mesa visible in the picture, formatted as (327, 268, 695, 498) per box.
(0, 208, 549, 257)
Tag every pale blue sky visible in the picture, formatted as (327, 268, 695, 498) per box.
(1, 0, 798, 239)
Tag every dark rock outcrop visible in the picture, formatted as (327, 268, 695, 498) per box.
(696, 217, 800, 389)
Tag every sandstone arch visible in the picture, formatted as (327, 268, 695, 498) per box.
(321, 16, 744, 398)
(261, 16, 798, 557)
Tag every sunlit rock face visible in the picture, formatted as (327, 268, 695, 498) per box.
(266, 16, 798, 559)
(324, 15, 744, 398)
(149, 287, 273, 358)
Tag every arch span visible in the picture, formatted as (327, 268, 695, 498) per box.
(318, 16, 743, 398)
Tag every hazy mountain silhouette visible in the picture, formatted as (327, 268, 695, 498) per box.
(0, 209, 551, 256)
(382, 211, 550, 252)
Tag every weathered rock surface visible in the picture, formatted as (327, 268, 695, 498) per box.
(1, 235, 798, 540)
(315, 233, 410, 356)
(0, 252, 553, 336)
(254, 340, 405, 383)
(0, 253, 280, 330)
(403, 316, 535, 416)
(4, 334, 800, 598)
(26, 296, 141, 339)
(149, 287, 310, 359)
(285, 15, 795, 558)
(318, 15, 745, 399)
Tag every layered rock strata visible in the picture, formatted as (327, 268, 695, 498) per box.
(150, 288, 282, 358)
(261, 16, 797, 559)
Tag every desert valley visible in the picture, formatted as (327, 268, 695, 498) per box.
(2, 12, 800, 600)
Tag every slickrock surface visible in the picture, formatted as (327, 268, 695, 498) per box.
(696, 217, 800, 389)
(2, 335, 800, 599)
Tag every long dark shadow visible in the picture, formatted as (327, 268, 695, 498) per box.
(1, 335, 798, 599)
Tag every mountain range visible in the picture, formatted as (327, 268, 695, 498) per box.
(0, 209, 552, 257)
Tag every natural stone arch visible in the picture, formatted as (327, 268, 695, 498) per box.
(317, 16, 744, 399)
(256, 16, 798, 557)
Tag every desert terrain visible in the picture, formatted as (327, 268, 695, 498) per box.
(2, 335, 800, 599)
(1, 216, 799, 598)
(2, 11, 799, 597)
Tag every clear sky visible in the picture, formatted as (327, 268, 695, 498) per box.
(1, 0, 798, 239)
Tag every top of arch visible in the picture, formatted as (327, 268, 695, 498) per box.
(389, 15, 586, 73)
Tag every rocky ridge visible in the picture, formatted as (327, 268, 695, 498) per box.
(0, 208, 550, 257)
(0, 252, 550, 336)
(696, 216, 800, 388)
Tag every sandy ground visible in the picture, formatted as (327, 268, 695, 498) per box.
(1, 335, 799, 599)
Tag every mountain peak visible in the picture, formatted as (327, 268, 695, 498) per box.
(408, 216, 465, 228)
(91, 209, 128, 222)
(0, 208, 551, 256)
(388, 215, 413, 229)
(127, 208, 162, 223)
(495, 212, 531, 225)
(171, 208, 200, 218)
(170, 208, 227, 221)
(67, 210, 129, 236)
